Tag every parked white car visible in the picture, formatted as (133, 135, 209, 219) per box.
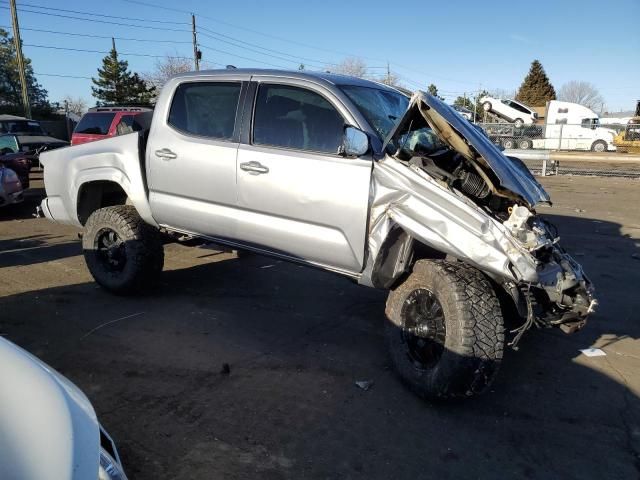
(0, 337, 128, 480)
(480, 96, 537, 127)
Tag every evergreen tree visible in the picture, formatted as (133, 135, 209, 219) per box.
(515, 60, 556, 107)
(427, 83, 444, 100)
(92, 45, 155, 105)
(0, 28, 51, 116)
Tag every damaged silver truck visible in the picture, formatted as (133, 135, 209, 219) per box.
(39, 70, 595, 399)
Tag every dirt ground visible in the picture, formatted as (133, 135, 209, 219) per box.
(1, 172, 639, 479)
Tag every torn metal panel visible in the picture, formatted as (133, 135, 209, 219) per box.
(361, 157, 540, 287)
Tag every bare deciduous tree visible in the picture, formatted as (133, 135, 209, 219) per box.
(145, 55, 193, 91)
(330, 57, 368, 78)
(379, 71, 401, 88)
(62, 95, 88, 116)
(558, 81, 605, 111)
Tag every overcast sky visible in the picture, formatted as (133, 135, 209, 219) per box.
(2, 0, 638, 111)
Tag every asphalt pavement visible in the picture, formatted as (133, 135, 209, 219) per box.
(0, 172, 639, 479)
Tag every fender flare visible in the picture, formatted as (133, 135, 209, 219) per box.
(74, 167, 158, 228)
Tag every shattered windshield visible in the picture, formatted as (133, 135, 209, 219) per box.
(340, 85, 409, 141)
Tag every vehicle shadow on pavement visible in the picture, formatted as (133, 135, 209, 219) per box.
(0, 235, 80, 267)
(0, 214, 638, 479)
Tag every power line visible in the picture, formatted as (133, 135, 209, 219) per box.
(198, 31, 324, 69)
(35, 72, 92, 79)
(122, 0, 388, 63)
(7, 1, 189, 25)
(198, 43, 290, 69)
(23, 43, 192, 59)
(14, 26, 192, 44)
(0, 5, 190, 32)
(198, 26, 338, 68)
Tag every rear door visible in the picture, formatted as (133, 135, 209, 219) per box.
(147, 78, 246, 239)
(235, 79, 372, 273)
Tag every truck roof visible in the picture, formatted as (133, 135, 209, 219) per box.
(170, 68, 401, 93)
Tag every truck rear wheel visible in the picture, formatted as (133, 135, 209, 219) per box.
(502, 138, 515, 149)
(518, 139, 532, 149)
(82, 205, 164, 295)
(385, 260, 504, 400)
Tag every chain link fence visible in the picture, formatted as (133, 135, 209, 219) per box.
(515, 157, 640, 178)
(475, 122, 640, 178)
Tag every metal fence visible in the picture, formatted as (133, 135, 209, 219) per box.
(516, 156, 640, 179)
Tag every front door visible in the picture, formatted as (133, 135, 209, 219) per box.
(236, 81, 372, 273)
(147, 79, 244, 239)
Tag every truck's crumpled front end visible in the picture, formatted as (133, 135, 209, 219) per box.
(500, 205, 595, 338)
(364, 91, 595, 341)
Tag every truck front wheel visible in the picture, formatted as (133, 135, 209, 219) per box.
(385, 260, 504, 400)
(591, 140, 607, 152)
(82, 205, 164, 294)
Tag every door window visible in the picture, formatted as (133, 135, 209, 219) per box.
(169, 82, 241, 139)
(253, 84, 344, 154)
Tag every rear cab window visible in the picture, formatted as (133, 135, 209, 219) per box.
(252, 84, 344, 154)
(75, 113, 116, 135)
(168, 82, 242, 139)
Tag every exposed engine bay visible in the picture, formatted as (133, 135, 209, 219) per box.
(367, 92, 596, 344)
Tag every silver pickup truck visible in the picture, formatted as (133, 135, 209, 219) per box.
(40, 69, 595, 400)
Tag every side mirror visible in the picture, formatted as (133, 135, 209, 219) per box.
(340, 126, 369, 157)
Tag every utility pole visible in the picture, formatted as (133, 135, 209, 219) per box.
(111, 38, 118, 102)
(386, 61, 391, 85)
(192, 14, 200, 71)
(9, 0, 31, 118)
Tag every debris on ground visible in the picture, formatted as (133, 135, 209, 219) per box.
(355, 380, 374, 391)
(579, 348, 607, 357)
(574, 208, 585, 213)
(220, 363, 231, 375)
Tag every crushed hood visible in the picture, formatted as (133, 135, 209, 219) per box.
(384, 92, 551, 208)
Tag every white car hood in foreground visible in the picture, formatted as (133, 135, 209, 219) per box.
(0, 337, 99, 480)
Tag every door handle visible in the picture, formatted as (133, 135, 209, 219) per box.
(155, 148, 177, 160)
(240, 161, 269, 174)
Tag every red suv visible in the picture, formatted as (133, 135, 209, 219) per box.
(71, 106, 152, 145)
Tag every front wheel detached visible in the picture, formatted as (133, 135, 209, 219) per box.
(82, 205, 164, 294)
(385, 260, 504, 400)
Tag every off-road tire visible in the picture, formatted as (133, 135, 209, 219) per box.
(385, 260, 504, 400)
(591, 140, 607, 152)
(82, 205, 164, 295)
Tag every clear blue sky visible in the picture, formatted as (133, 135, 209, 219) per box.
(2, 0, 638, 112)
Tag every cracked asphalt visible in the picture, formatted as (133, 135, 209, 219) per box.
(1, 172, 639, 479)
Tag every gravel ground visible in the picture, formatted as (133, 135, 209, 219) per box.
(1, 172, 639, 479)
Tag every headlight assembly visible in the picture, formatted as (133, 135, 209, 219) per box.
(98, 448, 128, 480)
